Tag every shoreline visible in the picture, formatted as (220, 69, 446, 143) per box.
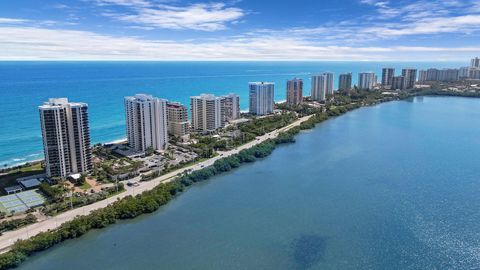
(4, 91, 474, 170)
(1, 138, 128, 171)
(0, 114, 315, 256)
(0, 92, 477, 269)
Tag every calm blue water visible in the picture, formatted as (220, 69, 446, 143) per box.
(0, 61, 463, 166)
(18, 97, 480, 269)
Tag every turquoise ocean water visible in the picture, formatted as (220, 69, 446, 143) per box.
(17, 96, 480, 269)
(0, 61, 463, 167)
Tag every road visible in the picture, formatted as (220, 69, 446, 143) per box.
(0, 114, 313, 253)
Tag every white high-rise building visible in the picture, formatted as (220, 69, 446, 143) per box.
(191, 94, 224, 132)
(222, 93, 240, 122)
(469, 68, 480, 79)
(471, 57, 480, 68)
(39, 98, 92, 178)
(358, 72, 376, 90)
(381, 68, 395, 88)
(392, 76, 405, 90)
(459, 67, 470, 78)
(418, 70, 428, 82)
(124, 94, 168, 152)
(338, 73, 352, 91)
(311, 73, 334, 101)
(402, 68, 417, 89)
(249, 82, 274, 115)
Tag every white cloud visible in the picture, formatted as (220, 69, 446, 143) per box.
(0, 26, 478, 61)
(359, 0, 464, 20)
(0, 17, 30, 24)
(94, 1, 245, 31)
(362, 15, 480, 37)
(93, 0, 152, 7)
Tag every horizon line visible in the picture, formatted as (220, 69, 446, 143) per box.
(0, 59, 469, 62)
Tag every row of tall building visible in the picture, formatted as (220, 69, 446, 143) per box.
(418, 57, 480, 82)
(380, 68, 417, 90)
(36, 57, 480, 178)
(284, 71, 381, 104)
(285, 57, 480, 102)
(284, 70, 411, 105)
(38, 82, 275, 178)
(285, 73, 345, 105)
(124, 92, 241, 153)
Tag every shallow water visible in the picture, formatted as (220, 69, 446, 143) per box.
(19, 96, 480, 269)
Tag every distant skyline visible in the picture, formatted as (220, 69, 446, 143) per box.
(0, 0, 479, 61)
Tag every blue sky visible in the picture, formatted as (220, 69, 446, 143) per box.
(0, 0, 479, 60)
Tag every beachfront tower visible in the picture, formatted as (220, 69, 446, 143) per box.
(311, 73, 333, 101)
(471, 57, 480, 68)
(249, 82, 275, 115)
(190, 94, 224, 132)
(401, 68, 417, 89)
(286, 78, 303, 105)
(39, 98, 92, 178)
(392, 76, 406, 90)
(358, 72, 376, 90)
(125, 94, 168, 152)
(381, 68, 395, 88)
(338, 73, 352, 91)
(166, 102, 189, 137)
(221, 93, 241, 122)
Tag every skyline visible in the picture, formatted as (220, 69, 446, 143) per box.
(0, 0, 479, 61)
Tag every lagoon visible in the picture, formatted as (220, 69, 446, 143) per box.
(18, 96, 480, 269)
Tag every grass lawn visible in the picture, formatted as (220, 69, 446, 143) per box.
(79, 182, 92, 190)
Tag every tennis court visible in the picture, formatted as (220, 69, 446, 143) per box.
(0, 189, 45, 214)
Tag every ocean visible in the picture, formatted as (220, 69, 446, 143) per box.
(17, 96, 480, 269)
(0, 61, 463, 167)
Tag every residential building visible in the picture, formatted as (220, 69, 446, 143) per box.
(191, 94, 223, 132)
(459, 67, 470, 79)
(470, 68, 480, 80)
(381, 68, 395, 88)
(418, 70, 427, 82)
(166, 102, 189, 137)
(358, 72, 376, 90)
(286, 78, 303, 105)
(311, 73, 333, 101)
(401, 68, 417, 89)
(420, 68, 460, 82)
(124, 94, 168, 152)
(392, 76, 405, 90)
(249, 82, 274, 115)
(471, 57, 480, 68)
(338, 73, 352, 91)
(426, 68, 439, 81)
(39, 98, 92, 178)
(221, 93, 240, 122)
(438, 69, 459, 81)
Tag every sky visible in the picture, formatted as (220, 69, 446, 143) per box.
(0, 0, 479, 61)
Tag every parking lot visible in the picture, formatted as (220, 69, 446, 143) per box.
(131, 145, 198, 173)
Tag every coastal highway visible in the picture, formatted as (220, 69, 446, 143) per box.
(0, 114, 313, 253)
